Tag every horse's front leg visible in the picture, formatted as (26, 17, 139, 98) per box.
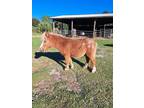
(64, 55, 71, 71)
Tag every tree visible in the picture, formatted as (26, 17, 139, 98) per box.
(37, 16, 52, 33)
(37, 22, 52, 32)
(32, 18, 40, 27)
(41, 16, 52, 23)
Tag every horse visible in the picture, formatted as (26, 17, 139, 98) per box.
(38, 32, 97, 73)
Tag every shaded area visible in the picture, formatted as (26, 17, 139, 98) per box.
(104, 44, 113, 47)
(34, 52, 85, 69)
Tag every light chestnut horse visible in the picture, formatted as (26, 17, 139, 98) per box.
(39, 32, 97, 73)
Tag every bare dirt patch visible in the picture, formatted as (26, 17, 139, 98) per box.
(32, 58, 49, 73)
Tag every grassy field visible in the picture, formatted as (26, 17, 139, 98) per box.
(32, 33, 113, 108)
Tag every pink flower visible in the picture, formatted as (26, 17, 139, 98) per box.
(49, 69, 62, 82)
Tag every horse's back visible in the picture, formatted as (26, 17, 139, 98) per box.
(65, 37, 96, 58)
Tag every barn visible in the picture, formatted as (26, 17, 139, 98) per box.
(50, 13, 113, 38)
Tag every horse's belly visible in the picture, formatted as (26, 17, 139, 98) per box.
(70, 48, 86, 58)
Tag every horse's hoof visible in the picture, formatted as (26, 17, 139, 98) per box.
(70, 65, 74, 69)
(91, 67, 96, 73)
(64, 68, 69, 71)
(83, 66, 87, 69)
(92, 70, 96, 73)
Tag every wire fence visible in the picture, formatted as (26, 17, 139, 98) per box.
(56, 29, 113, 38)
(32, 26, 113, 38)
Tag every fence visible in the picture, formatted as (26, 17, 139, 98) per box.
(56, 29, 113, 38)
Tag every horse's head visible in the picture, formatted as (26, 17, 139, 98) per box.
(39, 32, 52, 52)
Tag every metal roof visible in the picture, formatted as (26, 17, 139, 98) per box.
(50, 13, 113, 19)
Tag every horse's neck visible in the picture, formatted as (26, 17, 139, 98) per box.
(50, 35, 64, 50)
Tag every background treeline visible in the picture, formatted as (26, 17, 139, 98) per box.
(32, 16, 68, 33)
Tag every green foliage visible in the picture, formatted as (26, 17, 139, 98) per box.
(32, 18, 40, 27)
(63, 23, 69, 30)
(37, 22, 52, 33)
(55, 22, 68, 30)
(41, 16, 49, 22)
(32, 16, 68, 33)
(37, 16, 52, 33)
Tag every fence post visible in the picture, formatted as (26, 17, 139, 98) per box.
(93, 19, 96, 38)
(52, 21, 55, 32)
(104, 24, 106, 38)
(71, 20, 73, 36)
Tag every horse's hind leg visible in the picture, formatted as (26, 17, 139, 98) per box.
(86, 50, 96, 73)
(90, 57, 96, 73)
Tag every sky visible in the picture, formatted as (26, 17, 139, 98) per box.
(32, 0, 113, 20)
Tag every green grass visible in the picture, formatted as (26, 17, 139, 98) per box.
(32, 33, 113, 108)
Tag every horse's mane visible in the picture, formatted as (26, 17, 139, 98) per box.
(48, 32, 65, 38)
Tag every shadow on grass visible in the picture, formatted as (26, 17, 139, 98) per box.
(34, 52, 85, 69)
(104, 44, 113, 47)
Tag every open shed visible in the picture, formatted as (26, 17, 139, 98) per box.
(50, 13, 113, 38)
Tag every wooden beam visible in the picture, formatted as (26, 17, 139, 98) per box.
(61, 23, 64, 35)
(104, 24, 106, 37)
(52, 21, 55, 32)
(71, 20, 73, 36)
(93, 20, 96, 38)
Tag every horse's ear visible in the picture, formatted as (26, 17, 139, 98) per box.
(45, 32, 52, 39)
(45, 32, 49, 37)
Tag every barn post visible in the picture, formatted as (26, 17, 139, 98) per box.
(93, 19, 96, 38)
(104, 24, 106, 38)
(61, 22, 64, 35)
(52, 21, 55, 32)
(71, 20, 73, 36)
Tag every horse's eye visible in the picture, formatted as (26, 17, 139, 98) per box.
(44, 40, 46, 43)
